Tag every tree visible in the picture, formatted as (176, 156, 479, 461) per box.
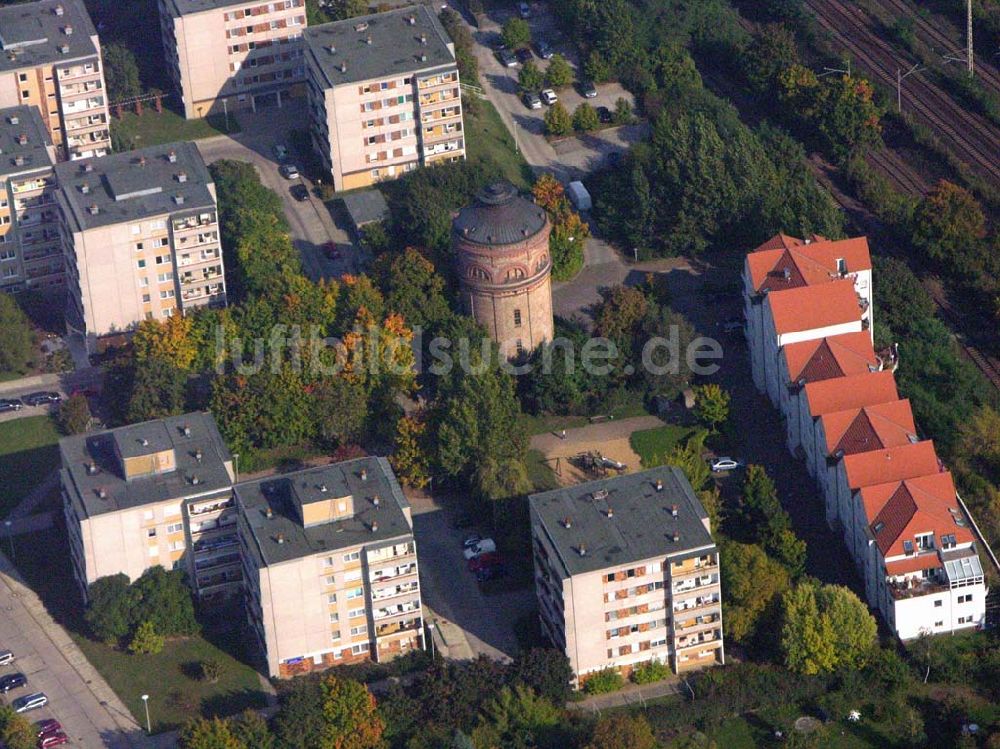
(912, 180, 986, 263)
(693, 383, 730, 430)
(743, 23, 798, 93)
(0, 705, 37, 749)
(58, 393, 91, 435)
(126, 356, 187, 423)
(128, 620, 165, 655)
(0, 293, 33, 375)
(178, 717, 246, 749)
(391, 413, 432, 489)
(720, 542, 790, 642)
(85, 573, 137, 644)
(583, 669, 624, 694)
(319, 675, 385, 749)
(573, 103, 600, 132)
(501, 18, 531, 49)
(103, 43, 142, 102)
(132, 315, 201, 370)
(518, 60, 544, 92)
(780, 582, 876, 674)
(273, 681, 327, 749)
(470, 685, 562, 749)
(200, 659, 222, 683)
(585, 713, 657, 749)
(312, 376, 367, 448)
(374, 247, 451, 331)
(544, 54, 573, 88)
(130, 566, 200, 637)
(872, 256, 935, 338)
(543, 101, 572, 136)
(958, 405, 1000, 478)
(583, 51, 612, 83)
(531, 174, 565, 212)
(510, 649, 572, 704)
(230, 710, 275, 749)
(612, 97, 633, 125)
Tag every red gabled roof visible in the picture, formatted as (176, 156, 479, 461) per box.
(804, 370, 899, 418)
(766, 279, 861, 335)
(783, 331, 878, 385)
(858, 472, 975, 557)
(746, 235, 872, 293)
(886, 554, 942, 576)
(842, 440, 940, 492)
(821, 399, 918, 456)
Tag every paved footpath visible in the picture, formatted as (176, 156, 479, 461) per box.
(0, 550, 151, 748)
(568, 677, 682, 712)
(529, 415, 665, 455)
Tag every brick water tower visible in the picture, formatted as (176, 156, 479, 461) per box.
(453, 181, 554, 359)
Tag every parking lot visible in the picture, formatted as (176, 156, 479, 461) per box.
(411, 498, 536, 662)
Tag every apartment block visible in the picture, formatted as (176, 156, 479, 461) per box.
(0, 0, 111, 161)
(743, 234, 872, 394)
(158, 0, 307, 119)
(303, 6, 465, 191)
(54, 141, 226, 353)
(60, 412, 241, 604)
(0, 106, 63, 293)
(236, 457, 424, 678)
(530, 467, 724, 685)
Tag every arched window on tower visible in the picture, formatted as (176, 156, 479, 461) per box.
(505, 267, 526, 283)
(536, 255, 549, 272)
(468, 266, 490, 282)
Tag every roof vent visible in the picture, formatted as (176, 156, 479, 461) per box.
(655, 479, 663, 492)
(59, 43, 70, 54)
(339, 61, 348, 74)
(407, 14, 416, 25)
(63, 25, 73, 35)
(176, 171, 188, 183)
(354, 21, 369, 32)
(276, 533, 285, 544)
(326, 45, 336, 55)
(173, 194, 185, 205)
(140, 438, 149, 446)
(672, 532, 680, 542)
(577, 543, 587, 556)
(80, 182, 89, 194)
(194, 449, 203, 463)
(265, 506, 273, 518)
(83, 162, 93, 172)
(54, 4, 64, 16)
(419, 33, 427, 45)
(7, 115, 18, 125)
(365, 35, 373, 45)
(372, 494, 380, 507)
(370, 520, 379, 533)
(86, 462, 98, 475)
(137, 156, 147, 167)
(167, 150, 177, 163)
(360, 468, 367, 481)
(97, 487, 108, 499)
(561, 517, 572, 529)
(671, 504, 679, 518)
(606, 506, 614, 519)
(419, 53, 427, 62)
(183, 425, 191, 437)
(191, 475, 200, 485)
(319, 484, 328, 493)
(13, 156, 25, 167)
(87, 203, 98, 215)
(16, 134, 27, 145)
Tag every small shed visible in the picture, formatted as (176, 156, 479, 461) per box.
(566, 181, 592, 212)
(341, 189, 389, 237)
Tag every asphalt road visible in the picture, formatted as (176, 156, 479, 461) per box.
(0, 368, 103, 424)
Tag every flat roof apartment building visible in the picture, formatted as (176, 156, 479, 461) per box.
(0, 106, 64, 293)
(236, 458, 424, 678)
(54, 141, 226, 353)
(530, 467, 724, 685)
(303, 6, 465, 191)
(158, 0, 307, 119)
(0, 0, 111, 161)
(60, 412, 241, 604)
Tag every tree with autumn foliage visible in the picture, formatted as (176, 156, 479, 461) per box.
(132, 314, 202, 370)
(531, 174, 588, 281)
(911, 180, 987, 265)
(391, 413, 432, 488)
(178, 717, 245, 749)
(319, 675, 386, 749)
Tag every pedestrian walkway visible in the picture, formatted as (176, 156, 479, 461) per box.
(568, 677, 682, 712)
(7, 469, 59, 520)
(530, 415, 664, 455)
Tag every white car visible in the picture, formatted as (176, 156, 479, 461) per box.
(0, 650, 14, 666)
(463, 538, 496, 560)
(540, 88, 558, 105)
(710, 457, 741, 473)
(13, 692, 47, 713)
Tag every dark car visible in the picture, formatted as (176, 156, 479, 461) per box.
(535, 40, 553, 59)
(476, 563, 507, 582)
(0, 673, 28, 693)
(38, 732, 69, 748)
(515, 47, 532, 64)
(468, 551, 501, 572)
(23, 392, 61, 407)
(580, 80, 598, 98)
(597, 106, 612, 124)
(290, 184, 309, 202)
(0, 398, 24, 413)
(36, 719, 62, 738)
(497, 49, 517, 68)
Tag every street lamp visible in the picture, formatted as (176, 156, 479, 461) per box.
(141, 694, 151, 733)
(426, 622, 436, 661)
(3, 520, 13, 561)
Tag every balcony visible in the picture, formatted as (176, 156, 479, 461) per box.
(673, 596, 721, 614)
(370, 562, 418, 583)
(367, 542, 416, 564)
(674, 613, 722, 632)
(189, 498, 234, 516)
(887, 576, 950, 600)
(62, 97, 106, 115)
(373, 600, 421, 621)
(194, 551, 241, 572)
(375, 616, 422, 638)
(177, 250, 221, 267)
(673, 574, 719, 594)
(193, 533, 238, 554)
(371, 581, 419, 602)
(676, 629, 722, 650)
(173, 215, 217, 231)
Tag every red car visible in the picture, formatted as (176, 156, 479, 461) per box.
(468, 552, 501, 572)
(35, 719, 61, 738)
(322, 242, 341, 260)
(38, 731, 69, 748)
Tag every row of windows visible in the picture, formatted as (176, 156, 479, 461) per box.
(223, 0, 302, 22)
(359, 77, 412, 95)
(360, 94, 414, 113)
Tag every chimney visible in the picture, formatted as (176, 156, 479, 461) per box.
(86, 462, 98, 475)
(655, 479, 663, 492)
(83, 162, 93, 172)
(87, 204, 99, 215)
(419, 53, 427, 62)
(671, 504, 678, 518)
(407, 14, 416, 25)
(97, 487, 108, 499)
(194, 449, 203, 463)
(80, 182, 90, 194)
(672, 532, 680, 542)
(183, 425, 191, 437)
(173, 194, 185, 205)
(140, 438, 149, 446)
(16, 134, 27, 145)
(371, 520, 379, 533)
(54, 4, 64, 16)
(63, 25, 73, 35)
(138, 156, 147, 167)
(167, 150, 177, 163)
(326, 45, 336, 55)
(577, 543, 587, 556)
(319, 484, 328, 493)
(372, 495, 380, 507)
(562, 517, 572, 529)
(276, 533, 285, 544)
(606, 506, 614, 519)
(340, 61, 348, 74)
(7, 115, 18, 125)
(191, 475, 200, 485)
(365, 35, 373, 45)
(265, 506, 273, 518)
(13, 156, 24, 167)
(419, 33, 427, 44)
(176, 171, 188, 183)
(360, 468, 367, 481)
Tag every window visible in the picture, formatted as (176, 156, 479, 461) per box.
(350, 625, 367, 637)
(344, 570, 361, 582)
(147, 528, 157, 538)
(329, 612, 339, 622)
(348, 607, 365, 619)
(142, 294, 151, 303)
(136, 259, 146, 269)
(327, 592, 337, 603)
(351, 643, 369, 655)
(515, 339, 524, 355)
(167, 522, 183, 534)
(934, 621, 943, 627)
(160, 289, 175, 299)
(135, 242, 144, 251)
(934, 599, 943, 607)
(155, 255, 169, 265)
(157, 272, 173, 282)
(941, 533, 957, 549)
(346, 587, 363, 599)
(169, 541, 184, 551)
(130, 224, 141, 235)
(325, 575, 336, 586)
(323, 556, 334, 566)
(140, 277, 149, 287)
(18, 73, 27, 83)
(958, 594, 973, 604)
(916, 533, 934, 551)
(902, 539, 914, 555)
(343, 551, 360, 563)
(163, 308, 174, 318)
(513, 309, 522, 327)
(331, 630, 341, 641)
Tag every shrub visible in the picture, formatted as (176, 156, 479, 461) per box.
(544, 102, 572, 136)
(128, 621, 165, 655)
(631, 659, 671, 684)
(573, 103, 600, 132)
(199, 658, 222, 683)
(58, 393, 91, 435)
(583, 668, 624, 694)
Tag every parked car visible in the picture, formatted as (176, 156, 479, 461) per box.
(279, 163, 299, 179)
(468, 552, 501, 572)
(476, 564, 507, 582)
(463, 538, 497, 560)
(0, 398, 23, 413)
(272, 144, 288, 160)
(518, 2, 530, 19)
(322, 242, 341, 260)
(36, 719, 62, 738)
(540, 88, 557, 105)
(13, 693, 47, 713)
(461, 534, 483, 549)
(497, 49, 517, 68)
(580, 80, 598, 98)
(597, 106, 612, 124)
(0, 650, 14, 666)
(23, 392, 60, 407)
(709, 457, 742, 473)
(38, 731, 69, 748)
(0, 673, 27, 692)
(522, 92, 542, 110)
(535, 40, 553, 59)
(515, 47, 532, 64)
(290, 184, 309, 202)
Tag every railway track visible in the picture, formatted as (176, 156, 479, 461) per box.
(923, 281, 1000, 390)
(805, 0, 1000, 186)
(866, 146, 930, 193)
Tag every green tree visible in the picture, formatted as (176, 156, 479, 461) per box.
(319, 675, 385, 749)
(573, 103, 600, 132)
(85, 573, 138, 643)
(511, 649, 573, 704)
(912, 180, 986, 263)
(230, 710, 275, 749)
(583, 51, 612, 83)
(613, 97, 633, 125)
(630, 659, 670, 685)
(58, 393, 91, 435)
(103, 43, 142, 102)
(501, 18, 531, 49)
(126, 356, 187, 423)
(200, 659, 222, 683)
(312, 376, 367, 448)
(583, 668, 624, 694)
(391, 413, 432, 489)
(0, 705, 37, 749)
(131, 566, 200, 636)
(273, 681, 327, 749)
(470, 685, 562, 749)
(518, 60, 544, 92)
(816, 74, 882, 158)
(693, 383, 730, 431)
(544, 54, 574, 88)
(543, 101, 572, 136)
(374, 247, 451, 331)
(720, 542, 790, 642)
(324, 0, 368, 21)
(781, 582, 876, 674)
(178, 717, 246, 749)
(743, 23, 798, 93)
(584, 713, 657, 749)
(0, 293, 33, 375)
(128, 620, 165, 655)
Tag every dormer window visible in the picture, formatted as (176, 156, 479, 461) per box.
(941, 533, 957, 549)
(902, 539, 914, 556)
(836, 257, 847, 274)
(916, 533, 934, 551)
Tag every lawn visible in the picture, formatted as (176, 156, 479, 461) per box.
(12, 527, 267, 733)
(111, 107, 239, 151)
(526, 448, 560, 492)
(0, 415, 61, 518)
(463, 97, 534, 190)
(629, 424, 705, 469)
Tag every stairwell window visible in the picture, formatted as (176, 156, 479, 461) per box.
(513, 309, 522, 328)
